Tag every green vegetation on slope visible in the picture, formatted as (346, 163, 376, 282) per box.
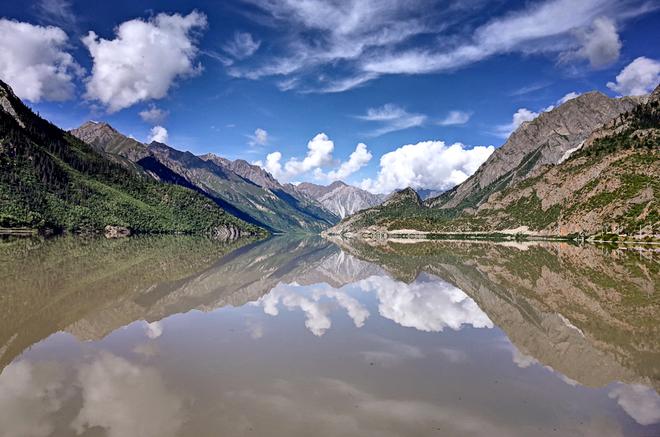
(0, 82, 263, 235)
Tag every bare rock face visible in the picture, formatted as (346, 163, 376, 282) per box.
(296, 181, 384, 219)
(70, 121, 149, 162)
(429, 92, 642, 210)
(201, 154, 282, 191)
(0, 82, 25, 128)
(104, 225, 131, 239)
(383, 187, 421, 206)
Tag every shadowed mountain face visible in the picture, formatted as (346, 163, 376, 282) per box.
(0, 81, 260, 236)
(70, 123, 339, 233)
(329, 237, 660, 391)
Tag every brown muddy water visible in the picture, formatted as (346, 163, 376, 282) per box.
(0, 235, 658, 437)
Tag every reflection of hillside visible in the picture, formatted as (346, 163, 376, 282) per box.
(0, 235, 380, 372)
(0, 235, 251, 372)
(330, 238, 659, 390)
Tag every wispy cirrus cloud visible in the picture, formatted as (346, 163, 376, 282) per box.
(34, 0, 78, 30)
(223, 31, 260, 60)
(438, 110, 472, 126)
(227, 0, 655, 93)
(356, 104, 427, 136)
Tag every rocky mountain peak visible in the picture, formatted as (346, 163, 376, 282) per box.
(428, 89, 642, 211)
(200, 154, 283, 190)
(328, 180, 348, 189)
(199, 153, 231, 168)
(71, 121, 148, 161)
(296, 181, 384, 219)
(383, 187, 422, 207)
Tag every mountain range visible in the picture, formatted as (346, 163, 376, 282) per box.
(329, 86, 659, 240)
(70, 121, 341, 233)
(2, 74, 658, 240)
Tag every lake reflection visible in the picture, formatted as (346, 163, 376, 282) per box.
(0, 235, 658, 436)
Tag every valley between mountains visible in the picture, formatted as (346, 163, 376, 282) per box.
(1, 78, 658, 242)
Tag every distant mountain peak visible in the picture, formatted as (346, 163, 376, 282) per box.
(328, 180, 348, 188)
(383, 187, 422, 207)
(297, 181, 384, 219)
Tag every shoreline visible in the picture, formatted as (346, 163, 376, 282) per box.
(324, 229, 660, 245)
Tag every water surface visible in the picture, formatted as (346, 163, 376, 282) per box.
(0, 235, 658, 436)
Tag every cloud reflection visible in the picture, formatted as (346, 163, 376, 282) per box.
(358, 274, 493, 332)
(258, 283, 369, 336)
(609, 383, 660, 426)
(144, 321, 163, 339)
(0, 361, 69, 437)
(72, 352, 184, 437)
(258, 273, 493, 336)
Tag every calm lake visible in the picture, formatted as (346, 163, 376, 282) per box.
(1, 235, 658, 437)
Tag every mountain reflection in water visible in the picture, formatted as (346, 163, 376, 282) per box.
(0, 235, 658, 436)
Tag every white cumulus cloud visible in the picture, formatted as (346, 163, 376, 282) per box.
(438, 110, 472, 126)
(257, 133, 371, 182)
(261, 133, 333, 181)
(557, 91, 581, 104)
(360, 140, 494, 194)
(248, 128, 269, 147)
(0, 18, 82, 102)
(495, 108, 541, 138)
(321, 143, 373, 181)
(82, 11, 207, 112)
(607, 56, 660, 96)
(147, 126, 168, 144)
(139, 104, 169, 124)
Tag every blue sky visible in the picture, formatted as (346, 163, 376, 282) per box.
(1, 0, 659, 193)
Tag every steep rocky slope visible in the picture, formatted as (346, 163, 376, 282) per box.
(296, 180, 384, 218)
(71, 121, 148, 162)
(200, 153, 337, 224)
(0, 80, 260, 236)
(428, 92, 643, 212)
(71, 124, 339, 233)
